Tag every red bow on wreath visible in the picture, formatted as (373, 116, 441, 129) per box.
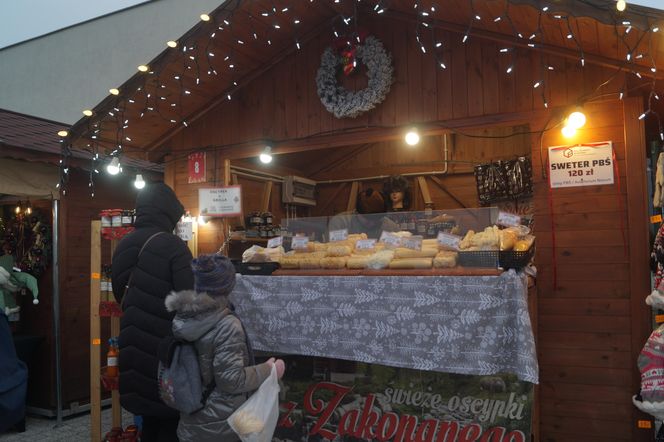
(332, 29, 369, 76)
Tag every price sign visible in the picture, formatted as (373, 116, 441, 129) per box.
(401, 235, 423, 251)
(329, 229, 349, 242)
(380, 231, 402, 248)
(291, 236, 310, 250)
(268, 236, 283, 248)
(496, 211, 522, 227)
(355, 239, 377, 250)
(652, 214, 663, 224)
(199, 186, 242, 217)
(437, 232, 461, 250)
(548, 142, 614, 188)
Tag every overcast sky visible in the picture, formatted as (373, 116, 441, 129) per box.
(1, 0, 662, 49)
(0, 0, 150, 49)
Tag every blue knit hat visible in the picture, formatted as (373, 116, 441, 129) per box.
(191, 254, 236, 297)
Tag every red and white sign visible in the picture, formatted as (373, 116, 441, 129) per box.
(548, 141, 614, 188)
(188, 152, 206, 184)
(199, 186, 242, 217)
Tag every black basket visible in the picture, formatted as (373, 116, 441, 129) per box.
(499, 245, 535, 270)
(232, 261, 280, 275)
(458, 250, 500, 268)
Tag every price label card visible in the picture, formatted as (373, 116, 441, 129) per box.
(380, 231, 402, 248)
(355, 239, 376, 250)
(437, 232, 461, 250)
(401, 235, 423, 251)
(267, 236, 283, 248)
(329, 229, 349, 242)
(656, 314, 664, 324)
(651, 214, 663, 224)
(291, 236, 309, 250)
(496, 211, 522, 227)
(638, 420, 653, 429)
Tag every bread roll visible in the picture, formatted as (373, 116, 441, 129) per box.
(348, 233, 368, 241)
(388, 258, 433, 269)
(293, 241, 315, 253)
(327, 245, 352, 257)
(346, 255, 370, 269)
(321, 257, 348, 269)
(422, 239, 440, 249)
(499, 229, 517, 251)
(513, 235, 535, 252)
(434, 251, 458, 268)
(393, 247, 438, 259)
(279, 256, 300, 269)
(231, 410, 265, 435)
(298, 257, 322, 269)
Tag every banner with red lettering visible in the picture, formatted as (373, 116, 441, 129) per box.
(274, 357, 533, 442)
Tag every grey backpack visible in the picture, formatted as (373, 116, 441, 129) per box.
(157, 339, 215, 415)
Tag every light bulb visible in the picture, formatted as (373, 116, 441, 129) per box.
(259, 146, 273, 164)
(82, 109, 93, 117)
(15, 202, 21, 214)
(106, 157, 120, 175)
(198, 215, 208, 226)
(200, 13, 211, 21)
(561, 125, 576, 138)
(109, 88, 120, 95)
(167, 40, 178, 48)
(567, 110, 587, 129)
(134, 174, 145, 189)
(137, 65, 149, 72)
(57, 130, 68, 137)
(616, 0, 626, 11)
(405, 129, 420, 146)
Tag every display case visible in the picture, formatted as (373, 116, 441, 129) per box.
(238, 207, 535, 272)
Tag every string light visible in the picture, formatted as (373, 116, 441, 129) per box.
(167, 40, 177, 48)
(109, 88, 119, 95)
(134, 174, 146, 189)
(137, 65, 149, 72)
(82, 110, 93, 117)
(616, 0, 626, 12)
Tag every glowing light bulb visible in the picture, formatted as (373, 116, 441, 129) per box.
(134, 174, 145, 189)
(106, 157, 120, 175)
(57, 130, 68, 137)
(567, 110, 587, 129)
(137, 65, 149, 72)
(167, 40, 178, 48)
(561, 125, 576, 138)
(200, 13, 211, 21)
(259, 146, 273, 164)
(82, 109, 93, 117)
(405, 129, 420, 146)
(198, 215, 208, 226)
(616, 0, 626, 11)
(109, 88, 119, 95)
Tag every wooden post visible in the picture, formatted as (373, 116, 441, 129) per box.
(232, 174, 246, 229)
(90, 221, 101, 442)
(417, 176, 434, 208)
(222, 159, 231, 254)
(109, 240, 121, 430)
(261, 181, 273, 212)
(347, 181, 360, 212)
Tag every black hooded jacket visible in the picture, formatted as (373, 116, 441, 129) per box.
(111, 183, 194, 418)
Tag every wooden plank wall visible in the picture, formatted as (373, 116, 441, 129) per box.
(164, 14, 651, 441)
(58, 170, 136, 407)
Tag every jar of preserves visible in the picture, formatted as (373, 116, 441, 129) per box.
(248, 211, 263, 227)
(121, 210, 133, 226)
(261, 212, 274, 226)
(416, 219, 428, 236)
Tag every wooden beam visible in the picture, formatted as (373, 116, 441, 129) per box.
(89, 220, 101, 442)
(347, 181, 360, 213)
(386, 10, 663, 81)
(261, 181, 273, 213)
(417, 176, 433, 207)
(308, 143, 374, 178)
(412, 177, 421, 211)
(429, 175, 468, 209)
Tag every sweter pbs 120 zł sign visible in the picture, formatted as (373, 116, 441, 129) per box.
(548, 141, 614, 189)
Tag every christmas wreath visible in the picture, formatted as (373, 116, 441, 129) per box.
(316, 35, 394, 119)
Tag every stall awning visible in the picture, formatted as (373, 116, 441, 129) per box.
(0, 158, 59, 199)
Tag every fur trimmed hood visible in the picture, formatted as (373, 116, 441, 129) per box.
(165, 290, 226, 314)
(166, 290, 229, 342)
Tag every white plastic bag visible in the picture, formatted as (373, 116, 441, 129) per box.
(228, 364, 280, 442)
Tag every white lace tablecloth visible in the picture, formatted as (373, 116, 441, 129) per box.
(230, 270, 538, 383)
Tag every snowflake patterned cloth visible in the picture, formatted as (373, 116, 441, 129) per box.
(230, 270, 539, 384)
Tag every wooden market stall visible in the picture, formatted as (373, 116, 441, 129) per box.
(65, 1, 662, 440)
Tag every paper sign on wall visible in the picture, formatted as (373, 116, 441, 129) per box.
(548, 141, 614, 188)
(199, 186, 242, 217)
(176, 221, 193, 241)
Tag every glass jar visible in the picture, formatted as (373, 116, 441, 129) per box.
(261, 212, 274, 226)
(249, 211, 263, 227)
(100, 210, 112, 227)
(121, 210, 132, 226)
(416, 219, 428, 236)
(110, 209, 123, 227)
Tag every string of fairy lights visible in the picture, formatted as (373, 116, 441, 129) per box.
(56, 0, 664, 197)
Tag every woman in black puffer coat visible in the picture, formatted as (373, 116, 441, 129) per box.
(112, 182, 194, 442)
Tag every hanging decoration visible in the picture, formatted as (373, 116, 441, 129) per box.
(2, 209, 52, 279)
(316, 35, 394, 119)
